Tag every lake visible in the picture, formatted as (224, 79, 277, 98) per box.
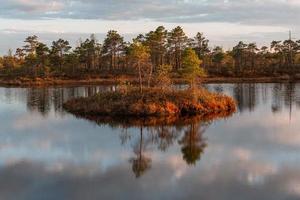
(1, 83, 300, 200)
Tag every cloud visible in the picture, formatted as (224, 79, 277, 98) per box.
(1, 0, 64, 14)
(0, 0, 299, 54)
(0, 157, 297, 200)
(0, 0, 299, 28)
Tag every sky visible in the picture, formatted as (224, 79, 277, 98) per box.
(0, 0, 299, 55)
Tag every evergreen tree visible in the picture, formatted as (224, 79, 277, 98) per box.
(181, 48, 205, 88)
(102, 30, 125, 71)
(50, 39, 71, 71)
(168, 26, 188, 70)
(128, 41, 152, 92)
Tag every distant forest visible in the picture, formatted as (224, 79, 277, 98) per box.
(0, 26, 300, 78)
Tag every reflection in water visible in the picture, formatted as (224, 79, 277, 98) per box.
(126, 122, 208, 177)
(2, 83, 298, 117)
(2, 86, 114, 116)
(152, 125, 181, 152)
(2, 83, 300, 199)
(27, 88, 51, 115)
(130, 127, 152, 178)
(2, 83, 300, 117)
(128, 122, 208, 177)
(208, 83, 300, 118)
(116, 120, 210, 178)
(232, 83, 257, 112)
(179, 123, 207, 165)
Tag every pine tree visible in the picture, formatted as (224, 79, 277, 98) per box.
(181, 48, 205, 88)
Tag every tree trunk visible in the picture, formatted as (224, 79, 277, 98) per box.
(147, 64, 153, 88)
(138, 62, 143, 93)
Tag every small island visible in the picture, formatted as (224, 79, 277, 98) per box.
(63, 47, 236, 122)
(63, 87, 236, 118)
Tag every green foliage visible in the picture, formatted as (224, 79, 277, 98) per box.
(157, 64, 172, 75)
(145, 26, 168, 69)
(128, 41, 152, 92)
(155, 64, 172, 89)
(212, 46, 225, 63)
(181, 48, 205, 86)
(191, 32, 210, 59)
(102, 30, 125, 70)
(168, 26, 188, 70)
(74, 35, 102, 71)
(221, 54, 235, 74)
(128, 42, 151, 61)
(23, 35, 39, 55)
(50, 39, 71, 71)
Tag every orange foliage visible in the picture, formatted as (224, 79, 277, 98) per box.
(63, 87, 236, 120)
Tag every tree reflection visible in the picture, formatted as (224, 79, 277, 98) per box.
(130, 127, 152, 178)
(126, 121, 209, 177)
(179, 123, 207, 165)
(284, 83, 295, 122)
(228, 82, 300, 116)
(233, 83, 256, 112)
(271, 83, 283, 113)
(70, 113, 228, 178)
(27, 88, 50, 116)
(16, 83, 300, 117)
(271, 82, 300, 121)
(120, 127, 131, 145)
(24, 86, 107, 116)
(150, 125, 180, 152)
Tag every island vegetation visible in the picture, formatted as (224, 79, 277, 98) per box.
(63, 87, 236, 119)
(0, 26, 300, 86)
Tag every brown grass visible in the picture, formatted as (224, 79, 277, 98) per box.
(63, 87, 236, 122)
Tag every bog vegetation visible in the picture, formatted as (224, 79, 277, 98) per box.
(1, 26, 300, 80)
(63, 87, 236, 118)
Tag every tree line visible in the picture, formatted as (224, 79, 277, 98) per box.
(0, 26, 300, 78)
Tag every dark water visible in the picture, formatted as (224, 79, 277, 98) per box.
(1, 83, 300, 200)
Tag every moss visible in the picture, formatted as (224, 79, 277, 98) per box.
(63, 87, 236, 121)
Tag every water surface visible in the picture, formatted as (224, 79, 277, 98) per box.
(1, 83, 300, 200)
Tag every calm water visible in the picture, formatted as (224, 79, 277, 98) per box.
(1, 83, 300, 200)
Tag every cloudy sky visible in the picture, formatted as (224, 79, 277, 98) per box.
(0, 0, 299, 54)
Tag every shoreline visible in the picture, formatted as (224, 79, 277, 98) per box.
(0, 76, 298, 87)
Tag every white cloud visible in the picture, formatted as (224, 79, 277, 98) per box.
(0, 0, 299, 54)
(0, 0, 299, 27)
